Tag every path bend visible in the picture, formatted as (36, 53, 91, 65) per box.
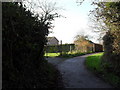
(57, 54, 112, 88)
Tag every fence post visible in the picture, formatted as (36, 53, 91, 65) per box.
(70, 45, 72, 53)
(60, 40, 62, 56)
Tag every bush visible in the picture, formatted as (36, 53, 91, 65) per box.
(2, 2, 60, 88)
(86, 53, 120, 88)
(45, 44, 75, 53)
(102, 30, 120, 76)
(59, 51, 91, 58)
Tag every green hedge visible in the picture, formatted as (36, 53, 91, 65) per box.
(45, 44, 75, 53)
(102, 31, 120, 76)
(2, 2, 59, 88)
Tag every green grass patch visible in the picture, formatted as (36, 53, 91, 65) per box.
(60, 52, 85, 58)
(44, 53, 60, 57)
(59, 51, 92, 58)
(44, 52, 88, 58)
(86, 53, 120, 88)
(86, 53, 103, 72)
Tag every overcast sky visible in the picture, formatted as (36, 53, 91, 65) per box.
(24, 0, 100, 44)
(48, 0, 99, 44)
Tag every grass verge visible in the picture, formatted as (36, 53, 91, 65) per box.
(85, 53, 120, 88)
(44, 53, 60, 57)
(59, 52, 86, 58)
(44, 51, 93, 58)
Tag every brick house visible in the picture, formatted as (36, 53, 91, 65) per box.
(74, 39, 103, 52)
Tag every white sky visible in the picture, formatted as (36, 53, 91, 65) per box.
(48, 0, 99, 44)
(24, 0, 100, 44)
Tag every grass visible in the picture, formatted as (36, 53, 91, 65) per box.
(44, 53, 60, 57)
(86, 53, 120, 88)
(44, 51, 93, 58)
(60, 52, 86, 58)
(86, 53, 103, 72)
(61, 51, 94, 58)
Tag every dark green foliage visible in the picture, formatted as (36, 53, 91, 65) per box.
(102, 30, 120, 76)
(86, 53, 120, 88)
(45, 44, 75, 53)
(2, 2, 61, 88)
(60, 52, 85, 58)
(100, 2, 120, 76)
(79, 1, 120, 87)
(91, 1, 120, 77)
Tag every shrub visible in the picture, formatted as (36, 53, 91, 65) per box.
(102, 30, 120, 76)
(2, 2, 59, 88)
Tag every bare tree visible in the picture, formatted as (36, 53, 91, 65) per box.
(22, 0, 61, 26)
(76, 0, 108, 43)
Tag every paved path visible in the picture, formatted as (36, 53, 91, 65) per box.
(46, 57, 67, 66)
(46, 53, 113, 88)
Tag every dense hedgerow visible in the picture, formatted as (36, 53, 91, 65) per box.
(2, 2, 62, 88)
(102, 30, 120, 76)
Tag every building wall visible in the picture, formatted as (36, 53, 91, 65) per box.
(74, 40, 103, 53)
(47, 38, 59, 45)
(74, 40, 94, 52)
(94, 44, 103, 52)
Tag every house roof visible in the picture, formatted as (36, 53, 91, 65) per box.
(47, 37, 59, 42)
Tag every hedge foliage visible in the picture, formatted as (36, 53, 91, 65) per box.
(103, 30, 120, 75)
(45, 44, 75, 53)
(90, 1, 120, 76)
(2, 2, 60, 88)
(100, 2, 120, 76)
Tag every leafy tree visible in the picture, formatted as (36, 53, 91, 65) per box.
(74, 34, 93, 52)
(77, 0, 120, 76)
(91, 1, 120, 75)
(101, 2, 120, 75)
(2, 2, 59, 88)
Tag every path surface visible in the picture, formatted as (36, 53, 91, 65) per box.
(46, 54, 113, 88)
(46, 57, 67, 66)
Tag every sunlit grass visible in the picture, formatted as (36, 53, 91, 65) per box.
(60, 51, 92, 58)
(45, 51, 93, 58)
(86, 53, 103, 72)
(44, 53, 60, 57)
(86, 53, 120, 88)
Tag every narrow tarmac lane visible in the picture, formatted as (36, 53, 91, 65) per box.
(57, 54, 112, 88)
